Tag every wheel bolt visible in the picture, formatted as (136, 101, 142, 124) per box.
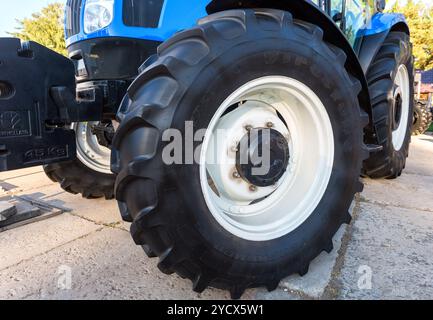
(249, 185, 257, 192)
(245, 125, 253, 131)
(266, 122, 274, 128)
(233, 172, 241, 179)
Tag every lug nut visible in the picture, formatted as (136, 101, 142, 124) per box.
(266, 122, 274, 128)
(245, 125, 253, 131)
(233, 172, 241, 179)
(231, 146, 239, 153)
(249, 185, 257, 192)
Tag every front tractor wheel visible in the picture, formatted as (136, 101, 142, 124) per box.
(44, 121, 116, 199)
(113, 9, 368, 298)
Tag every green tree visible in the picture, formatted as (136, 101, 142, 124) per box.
(390, 0, 433, 70)
(9, 3, 66, 56)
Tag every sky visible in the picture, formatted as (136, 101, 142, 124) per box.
(0, 0, 65, 37)
(0, 0, 431, 37)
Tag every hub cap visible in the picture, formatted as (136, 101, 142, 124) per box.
(236, 128, 290, 187)
(392, 64, 410, 151)
(199, 76, 334, 241)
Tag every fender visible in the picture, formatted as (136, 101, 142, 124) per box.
(357, 13, 409, 73)
(206, 0, 373, 118)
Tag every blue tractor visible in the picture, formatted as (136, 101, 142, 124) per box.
(0, 0, 413, 298)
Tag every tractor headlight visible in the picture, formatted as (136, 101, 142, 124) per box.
(84, 0, 114, 34)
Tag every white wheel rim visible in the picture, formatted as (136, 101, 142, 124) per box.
(74, 122, 112, 174)
(199, 76, 334, 241)
(392, 64, 410, 151)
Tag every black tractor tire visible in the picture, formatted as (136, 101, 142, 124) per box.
(112, 9, 369, 299)
(412, 100, 432, 136)
(363, 32, 414, 179)
(44, 160, 115, 199)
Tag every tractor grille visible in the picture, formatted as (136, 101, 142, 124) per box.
(123, 0, 164, 28)
(65, 0, 83, 38)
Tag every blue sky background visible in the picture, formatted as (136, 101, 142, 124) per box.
(0, 0, 65, 37)
(0, 0, 430, 37)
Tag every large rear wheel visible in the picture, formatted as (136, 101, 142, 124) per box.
(412, 100, 432, 136)
(112, 9, 368, 298)
(363, 32, 414, 179)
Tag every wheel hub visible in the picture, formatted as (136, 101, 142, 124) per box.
(74, 121, 113, 174)
(204, 100, 291, 204)
(393, 87, 403, 130)
(236, 128, 290, 187)
(91, 121, 116, 149)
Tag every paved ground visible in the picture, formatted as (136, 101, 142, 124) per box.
(0, 134, 432, 300)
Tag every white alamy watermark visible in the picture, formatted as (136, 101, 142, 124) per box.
(357, 265, 373, 290)
(161, 121, 275, 176)
(57, 265, 72, 290)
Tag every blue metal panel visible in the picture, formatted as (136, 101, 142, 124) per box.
(358, 12, 407, 37)
(66, 0, 210, 47)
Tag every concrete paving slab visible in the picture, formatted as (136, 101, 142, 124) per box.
(0, 167, 44, 181)
(252, 289, 302, 300)
(0, 213, 100, 270)
(337, 202, 433, 299)
(405, 134, 433, 176)
(49, 194, 122, 226)
(361, 134, 433, 212)
(0, 169, 52, 196)
(0, 228, 230, 300)
(361, 174, 433, 213)
(0, 226, 301, 300)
